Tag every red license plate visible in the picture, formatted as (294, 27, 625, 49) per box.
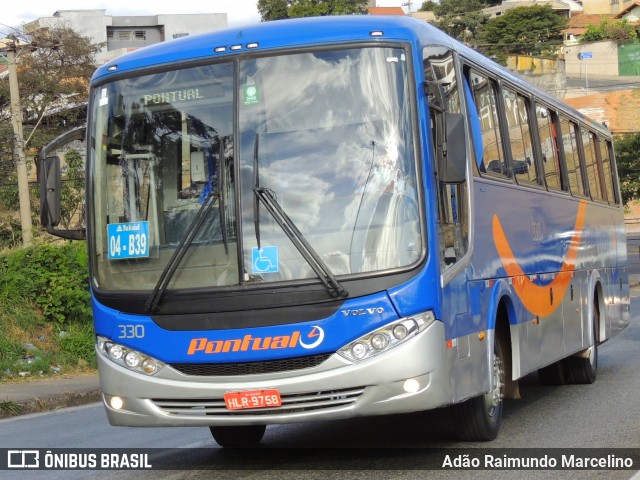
(224, 389, 282, 411)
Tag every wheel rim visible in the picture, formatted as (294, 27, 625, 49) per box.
(484, 350, 504, 417)
(585, 345, 596, 367)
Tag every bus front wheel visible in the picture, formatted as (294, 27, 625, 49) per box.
(209, 424, 266, 447)
(451, 337, 505, 441)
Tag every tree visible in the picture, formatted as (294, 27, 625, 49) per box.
(257, 0, 368, 21)
(257, 0, 290, 21)
(436, 12, 489, 44)
(0, 26, 102, 154)
(419, 1, 439, 12)
(419, 0, 497, 44)
(614, 133, 640, 205)
(478, 5, 567, 61)
(59, 150, 85, 230)
(583, 19, 637, 45)
(424, 0, 489, 17)
(0, 24, 101, 236)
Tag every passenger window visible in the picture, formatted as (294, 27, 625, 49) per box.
(536, 105, 563, 191)
(503, 89, 537, 185)
(468, 70, 508, 179)
(599, 139, 617, 204)
(559, 117, 586, 196)
(582, 130, 604, 201)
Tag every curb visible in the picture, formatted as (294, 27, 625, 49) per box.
(0, 389, 101, 419)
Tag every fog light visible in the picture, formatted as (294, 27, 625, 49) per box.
(110, 396, 124, 410)
(403, 378, 420, 393)
(351, 342, 367, 359)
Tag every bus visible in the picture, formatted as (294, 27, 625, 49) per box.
(40, 15, 630, 445)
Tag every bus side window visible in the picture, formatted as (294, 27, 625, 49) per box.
(424, 46, 469, 270)
(582, 129, 604, 201)
(535, 104, 563, 191)
(467, 69, 508, 180)
(599, 138, 618, 204)
(503, 88, 537, 185)
(559, 117, 587, 197)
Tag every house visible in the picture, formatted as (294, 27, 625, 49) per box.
(367, 7, 406, 16)
(615, 2, 640, 23)
(582, 0, 639, 15)
(562, 13, 614, 44)
(483, 0, 581, 19)
(24, 10, 227, 65)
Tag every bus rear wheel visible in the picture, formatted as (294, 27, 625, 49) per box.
(451, 337, 505, 441)
(538, 360, 567, 385)
(563, 295, 599, 384)
(209, 425, 266, 448)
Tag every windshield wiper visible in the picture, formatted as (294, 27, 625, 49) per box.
(252, 186, 348, 299)
(145, 191, 219, 313)
(146, 140, 231, 313)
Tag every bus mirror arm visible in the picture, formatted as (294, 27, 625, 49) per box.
(424, 81, 445, 112)
(39, 156, 86, 240)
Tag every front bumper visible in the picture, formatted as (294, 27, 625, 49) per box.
(99, 321, 452, 427)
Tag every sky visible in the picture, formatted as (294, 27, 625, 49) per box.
(1, 0, 413, 35)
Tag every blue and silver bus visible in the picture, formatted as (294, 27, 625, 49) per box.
(40, 15, 630, 445)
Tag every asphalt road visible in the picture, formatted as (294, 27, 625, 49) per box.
(1, 297, 639, 480)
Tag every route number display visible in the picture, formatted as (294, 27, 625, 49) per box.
(107, 221, 150, 260)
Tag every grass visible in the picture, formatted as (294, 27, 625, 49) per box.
(0, 243, 95, 381)
(0, 292, 96, 381)
(0, 399, 21, 415)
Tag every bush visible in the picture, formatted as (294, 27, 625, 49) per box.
(0, 215, 22, 251)
(58, 323, 97, 369)
(0, 242, 91, 324)
(0, 244, 95, 380)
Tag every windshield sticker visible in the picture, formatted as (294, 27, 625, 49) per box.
(107, 221, 149, 260)
(243, 85, 260, 105)
(99, 88, 108, 106)
(252, 246, 278, 273)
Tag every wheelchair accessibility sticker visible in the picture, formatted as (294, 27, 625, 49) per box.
(252, 246, 279, 274)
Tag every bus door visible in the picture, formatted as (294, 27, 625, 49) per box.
(424, 46, 477, 401)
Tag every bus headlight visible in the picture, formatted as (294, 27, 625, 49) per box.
(97, 336, 164, 376)
(338, 311, 436, 363)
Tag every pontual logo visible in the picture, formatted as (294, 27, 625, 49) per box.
(186, 326, 325, 355)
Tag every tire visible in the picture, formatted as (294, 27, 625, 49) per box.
(563, 295, 599, 385)
(538, 360, 567, 385)
(451, 338, 505, 441)
(209, 425, 266, 448)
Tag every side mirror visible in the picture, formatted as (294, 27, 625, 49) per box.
(40, 156, 61, 228)
(437, 112, 467, 184)
(39, 156, 86, 240)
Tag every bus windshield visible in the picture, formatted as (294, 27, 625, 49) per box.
(89, 46, 422, 293)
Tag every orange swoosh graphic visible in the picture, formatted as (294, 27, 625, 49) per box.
(492, 201, 586, 318)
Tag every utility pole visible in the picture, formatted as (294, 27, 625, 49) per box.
(6, 41, 33, 247)
(402, 0, 413, 16)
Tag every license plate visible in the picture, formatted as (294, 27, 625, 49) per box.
(223, 389, 282, 411)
